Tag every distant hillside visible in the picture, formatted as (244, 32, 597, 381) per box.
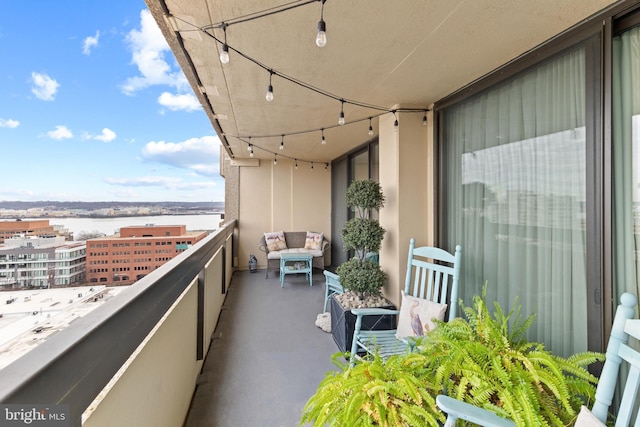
(0, 201, 225, 211)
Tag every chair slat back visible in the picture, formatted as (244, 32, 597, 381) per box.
(590, 292, 639, 425)
(403, 239, 462, 321)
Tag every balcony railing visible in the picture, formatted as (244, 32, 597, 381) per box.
(0, 220, 236, 427)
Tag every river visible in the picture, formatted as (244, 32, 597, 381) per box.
(29, 214, 223, 239)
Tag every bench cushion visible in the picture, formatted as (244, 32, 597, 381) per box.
(267, 248, 323, 259)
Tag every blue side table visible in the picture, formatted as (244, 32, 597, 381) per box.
(279, 253, 313, 287)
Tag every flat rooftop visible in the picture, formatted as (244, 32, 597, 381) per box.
(0, 286, 127, 370)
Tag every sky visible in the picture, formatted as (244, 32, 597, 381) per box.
(0, 1, 224, 203)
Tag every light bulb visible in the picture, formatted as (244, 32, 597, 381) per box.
(338, 111, 345, 126)
(274, 157, 277, 165)
(220, 44, 229, 64)
(249, 150, 254, 158)
(266, 85, 273, 102)
(316, 20, 327, 47)
(321, 135, 326, 145)
(422, 114, 427, 126)
(368, 125, 373, 136)
(295, 160, 298, 170)
(394, 119, 399, 132)
(279, 142, 284, 150)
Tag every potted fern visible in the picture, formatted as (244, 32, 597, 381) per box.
(330, 180, 394, 352)
(303, 287, 603, 426)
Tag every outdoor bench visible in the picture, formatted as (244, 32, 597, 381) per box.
(258, 231, 329, 278)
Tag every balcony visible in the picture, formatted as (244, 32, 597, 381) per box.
(0, 220, 338, 426)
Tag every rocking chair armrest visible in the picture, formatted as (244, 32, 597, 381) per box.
(351, 308, 400, 317)
(258, 243, 269, 254)
(436, 395, 516, 427)
(321, 239, 330, 253)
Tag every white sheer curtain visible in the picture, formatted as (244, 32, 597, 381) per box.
(442, 48, 587, 357)
(612, 26, 640, 306)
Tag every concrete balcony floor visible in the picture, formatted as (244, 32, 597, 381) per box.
(185, 269, 340, 426)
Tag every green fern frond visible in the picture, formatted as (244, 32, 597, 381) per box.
(301, 284, 604, 427)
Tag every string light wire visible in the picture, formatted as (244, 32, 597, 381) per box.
(168, 1, 430, 165)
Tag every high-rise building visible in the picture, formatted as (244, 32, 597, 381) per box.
(0, 219, 71, 243)
(0, 235, 86, 289)
(85, 224, 208, 286)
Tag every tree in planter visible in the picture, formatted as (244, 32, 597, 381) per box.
(301, 287, 604, 426)
(336, 180, 386, 299)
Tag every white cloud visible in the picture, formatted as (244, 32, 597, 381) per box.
(158, 92, 200, 112)
(83, 31, 100, 55)
(31, 72, 60, 101)
(0, 118, 19, 128)
(141, 135, 221, 176)
(82, 128, 116, 142)
(94, 128, 117, 142)
(104, 176, 216, 191)
(121, 9, 187, 95)
(47, 125, 73, 140)
(105, 176, 182, 187)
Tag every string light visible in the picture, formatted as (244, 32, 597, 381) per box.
(295, 159, 298, 170)
(311, 162, 314, 170)
(188, 20, 429, 121)
(279, 134, 284, 150)
(316, 0, 327, 47)
(219, 23, 229, 64)
(324, 162, 328, 171)
(422, 111, 427, 126)
(175, 8, 430, 122)
(266, 70, 274, 102)
(274, 154, 277, 165)
(230, 110, 427, 163)
(167, 8, 433, 166)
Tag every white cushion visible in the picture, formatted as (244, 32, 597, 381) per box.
(396, 291, 447, 339)
(267, 248, 322, 259)
(264, 231, 287, 251)
(304, 231, 324, 250)
(575, 406, 605, 427)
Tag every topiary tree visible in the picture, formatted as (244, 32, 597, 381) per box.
(336, 180, 386, 298)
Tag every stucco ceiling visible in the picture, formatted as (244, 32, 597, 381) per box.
(145, 0, 619, 165)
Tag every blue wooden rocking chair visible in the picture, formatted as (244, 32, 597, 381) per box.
(349, 239, 462, 364)
(436, 292, 639, 427)
(323, 270, 344, 312)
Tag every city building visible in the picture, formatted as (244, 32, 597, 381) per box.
(85, 224, 208, 286)
(0, 219, 71, 243)
(0, 235, 86, 289)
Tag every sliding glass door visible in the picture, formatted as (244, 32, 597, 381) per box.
(440, 48, 589, 357)
(612, 24, 640, 306)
